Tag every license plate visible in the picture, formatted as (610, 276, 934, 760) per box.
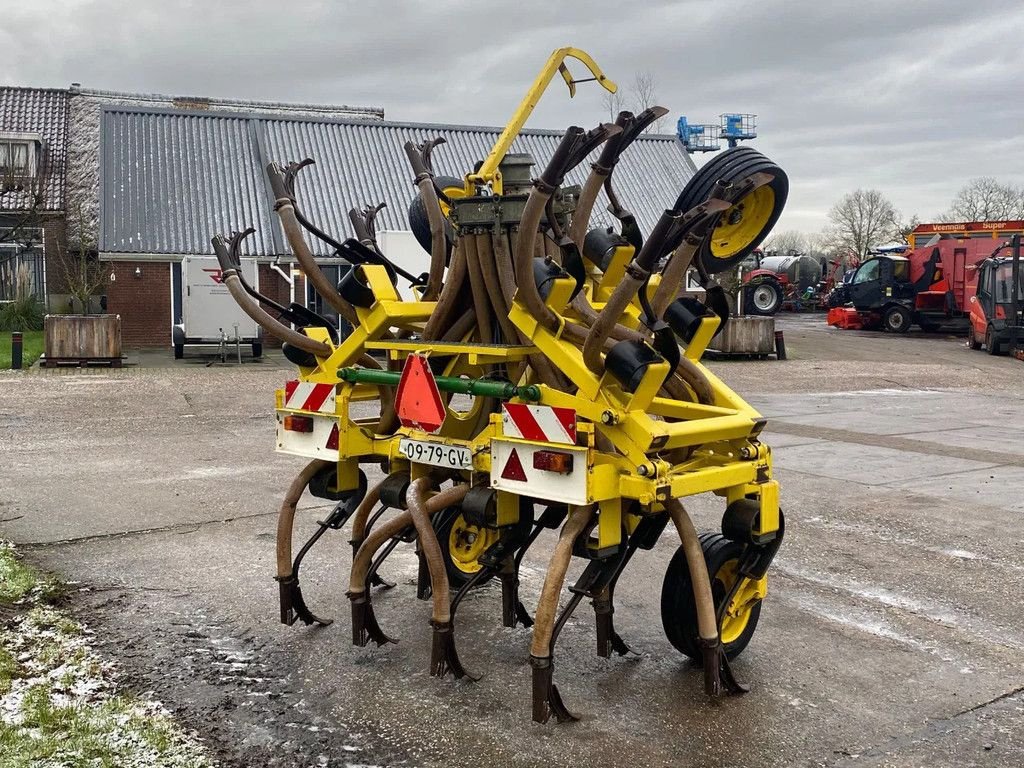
(398, 438, 472, 469)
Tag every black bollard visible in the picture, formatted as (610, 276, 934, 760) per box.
(11, 331, 23, 370)
(774, 330, 787, 361)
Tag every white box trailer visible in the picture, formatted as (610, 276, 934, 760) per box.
(172, 256, 262, 359)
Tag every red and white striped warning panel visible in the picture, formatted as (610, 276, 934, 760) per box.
(501, 403, 576, 445)
(284, 380, 336, 414)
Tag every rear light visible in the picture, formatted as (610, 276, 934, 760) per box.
(533, 450, 573, 474)
(995, 306, 1006, 319)
(283, 414, 314, 433)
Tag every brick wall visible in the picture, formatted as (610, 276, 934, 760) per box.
(101, 261, 308, 349)
(257, 264, 305, 347)
(105, 261, 171, 347)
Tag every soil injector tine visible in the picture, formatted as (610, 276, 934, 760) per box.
(214, 45, 789, 725)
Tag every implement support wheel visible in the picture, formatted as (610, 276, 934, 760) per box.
(661, 533, 765, 660)
(673, 146, 789, 275)
(435, 509, 499, 588)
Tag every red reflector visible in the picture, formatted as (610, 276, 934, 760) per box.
(283, 415, 314, 433)
(326, 423, 340, 450)
(500, 447, 528, 482)
(533, 450, 573, 474)
(395, 353, 446, 434)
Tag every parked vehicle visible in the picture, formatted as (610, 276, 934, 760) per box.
(172, 255, 262, 359)
(827, 221, 1023, 333)
(967, 234, 1023, 355)
(740, 250, 823, 315)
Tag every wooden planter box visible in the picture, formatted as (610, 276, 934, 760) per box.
(708, 316, 775, 356)
(43, 314, 123, 367)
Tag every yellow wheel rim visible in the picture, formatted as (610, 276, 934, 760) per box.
(709, 185, 775, 260)
(716, 559, 767, 644)
(438, 184, 469, 220)
(448, 514, 499, 575)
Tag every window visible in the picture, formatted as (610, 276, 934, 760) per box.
(0, 135, 37, 177)
(853, 260, 879, 284)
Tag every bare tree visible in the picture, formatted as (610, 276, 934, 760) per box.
(58, 202, 107, 314)
(940, 177, 1024, 222)
(600, 87, 626, 123)
(822, 189, 901, 261)
(630, 71, 667, 133)
(764, 230, 811, 256)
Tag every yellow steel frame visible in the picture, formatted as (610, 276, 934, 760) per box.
(271, 45, 780, 596)
(464, 47, 617, 196)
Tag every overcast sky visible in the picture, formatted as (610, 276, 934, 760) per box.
(3, 0, 1022, 233)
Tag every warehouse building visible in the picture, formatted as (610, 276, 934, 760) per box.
(2, 82, 698, 349)
(98, 107, 698, 346)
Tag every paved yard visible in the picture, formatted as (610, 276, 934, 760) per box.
(1, 315, 1022, 767)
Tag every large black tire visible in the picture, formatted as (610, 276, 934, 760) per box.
(661, 533, 763, 661)
(409, 175, 463, 256)
(967, 328, 982, 350)
(673, 147, 789, 275)
(251, 342, 263, 358)
(883, 304, 912, 334)
(744, 279, 783, 316)
(986, 326, 1003, 356)
(434, 509, 497, 589)
(173, 344, 184, 360)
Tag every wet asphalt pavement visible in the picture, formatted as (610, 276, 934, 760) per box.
(2, 315, 1023, 767)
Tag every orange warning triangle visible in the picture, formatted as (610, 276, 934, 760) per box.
(501, 447, 528, 482)
(395, 353, 446, 434)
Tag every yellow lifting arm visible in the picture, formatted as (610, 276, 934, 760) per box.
(465, 47, 617, 195)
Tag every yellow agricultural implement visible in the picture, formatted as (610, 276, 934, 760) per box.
(213, 46, 787, 722)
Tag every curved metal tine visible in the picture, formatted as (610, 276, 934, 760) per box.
(594, 540, 642, 657)
(419, 136, 446, 176)
(282, 157, 316, 200)
(362, 505, 390, 541)
(449, 566, 492, 619)
(363, 201, 387, 244)
(228, 228, 290, 312)
(366, 535, 402, 590)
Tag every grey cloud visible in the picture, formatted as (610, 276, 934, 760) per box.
(2, 0, 1021, 232)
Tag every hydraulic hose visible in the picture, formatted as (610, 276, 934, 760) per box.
(462, 233, 493, 344)
(348, 476, 385, 547)
(406, 477, 456, 624)
(664, 498, 718, 646)
(404, 142, 448, 301)
(275, 459, 332, 580)
(423, 239, 469, 340)
(224, 275, 331, 357)
(513, 188, 561, 333)
(569, 169, 610, 248)
(266, 164, 358, 326)
(581, 210, 682, 374)
(529, 504, 597, 658)
(652, 241, 698, 317)
(348, 482, 469, 598)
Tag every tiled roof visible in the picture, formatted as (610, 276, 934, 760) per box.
(0, 87, 68, 211)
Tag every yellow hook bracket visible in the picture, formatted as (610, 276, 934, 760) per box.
(466, 47, 617, 196)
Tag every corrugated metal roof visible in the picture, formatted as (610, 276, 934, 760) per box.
(101, 107, 697, 256)
(0, 87, 68, 211)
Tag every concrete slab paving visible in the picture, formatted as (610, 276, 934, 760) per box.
(899, 425, 1024, 457)
(887, 464, 1024, 513)
(4, 323, 1024, 767)
(771, 440, 998, 486)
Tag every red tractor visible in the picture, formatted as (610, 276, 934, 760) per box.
(967, 234, 1023, 355)
(740, 250, 825, 315)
